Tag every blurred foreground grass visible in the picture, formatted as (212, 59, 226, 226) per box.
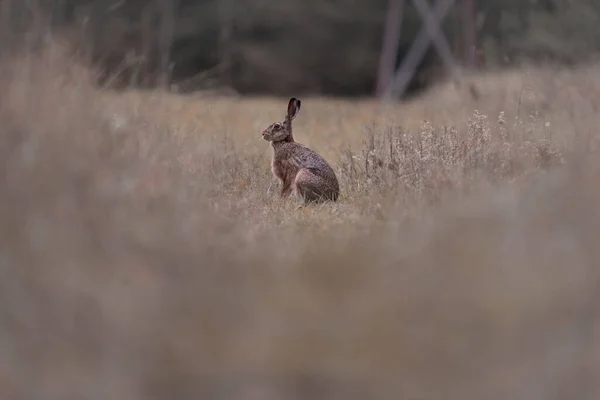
(1, 43, 600, 400)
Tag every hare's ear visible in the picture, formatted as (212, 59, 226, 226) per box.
(287, 97, 301, 121)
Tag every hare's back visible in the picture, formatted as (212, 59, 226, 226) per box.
(293, 145, 336, 177)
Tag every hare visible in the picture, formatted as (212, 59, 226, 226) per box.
(262, 97, 340, 203)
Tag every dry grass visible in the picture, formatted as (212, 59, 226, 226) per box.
(2, 43, 600, 400)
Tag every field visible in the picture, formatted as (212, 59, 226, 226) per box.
(2, 44, 600, 400)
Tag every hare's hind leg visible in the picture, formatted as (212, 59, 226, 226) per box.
(293, 169, 327, 204)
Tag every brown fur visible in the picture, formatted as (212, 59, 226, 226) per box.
(262, 98, 340, 203)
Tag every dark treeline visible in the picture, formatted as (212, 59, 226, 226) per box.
(1, 0, 599, 97)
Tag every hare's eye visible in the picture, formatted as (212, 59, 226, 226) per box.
(274, 123, 282, 130)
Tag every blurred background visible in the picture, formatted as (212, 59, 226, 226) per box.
(2, 1, 600, 400)
(2, 0, 600, 98)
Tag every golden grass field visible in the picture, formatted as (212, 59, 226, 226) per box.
(2, 44, 600, 399)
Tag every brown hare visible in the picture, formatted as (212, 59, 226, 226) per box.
(262, 97, 340, 203)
